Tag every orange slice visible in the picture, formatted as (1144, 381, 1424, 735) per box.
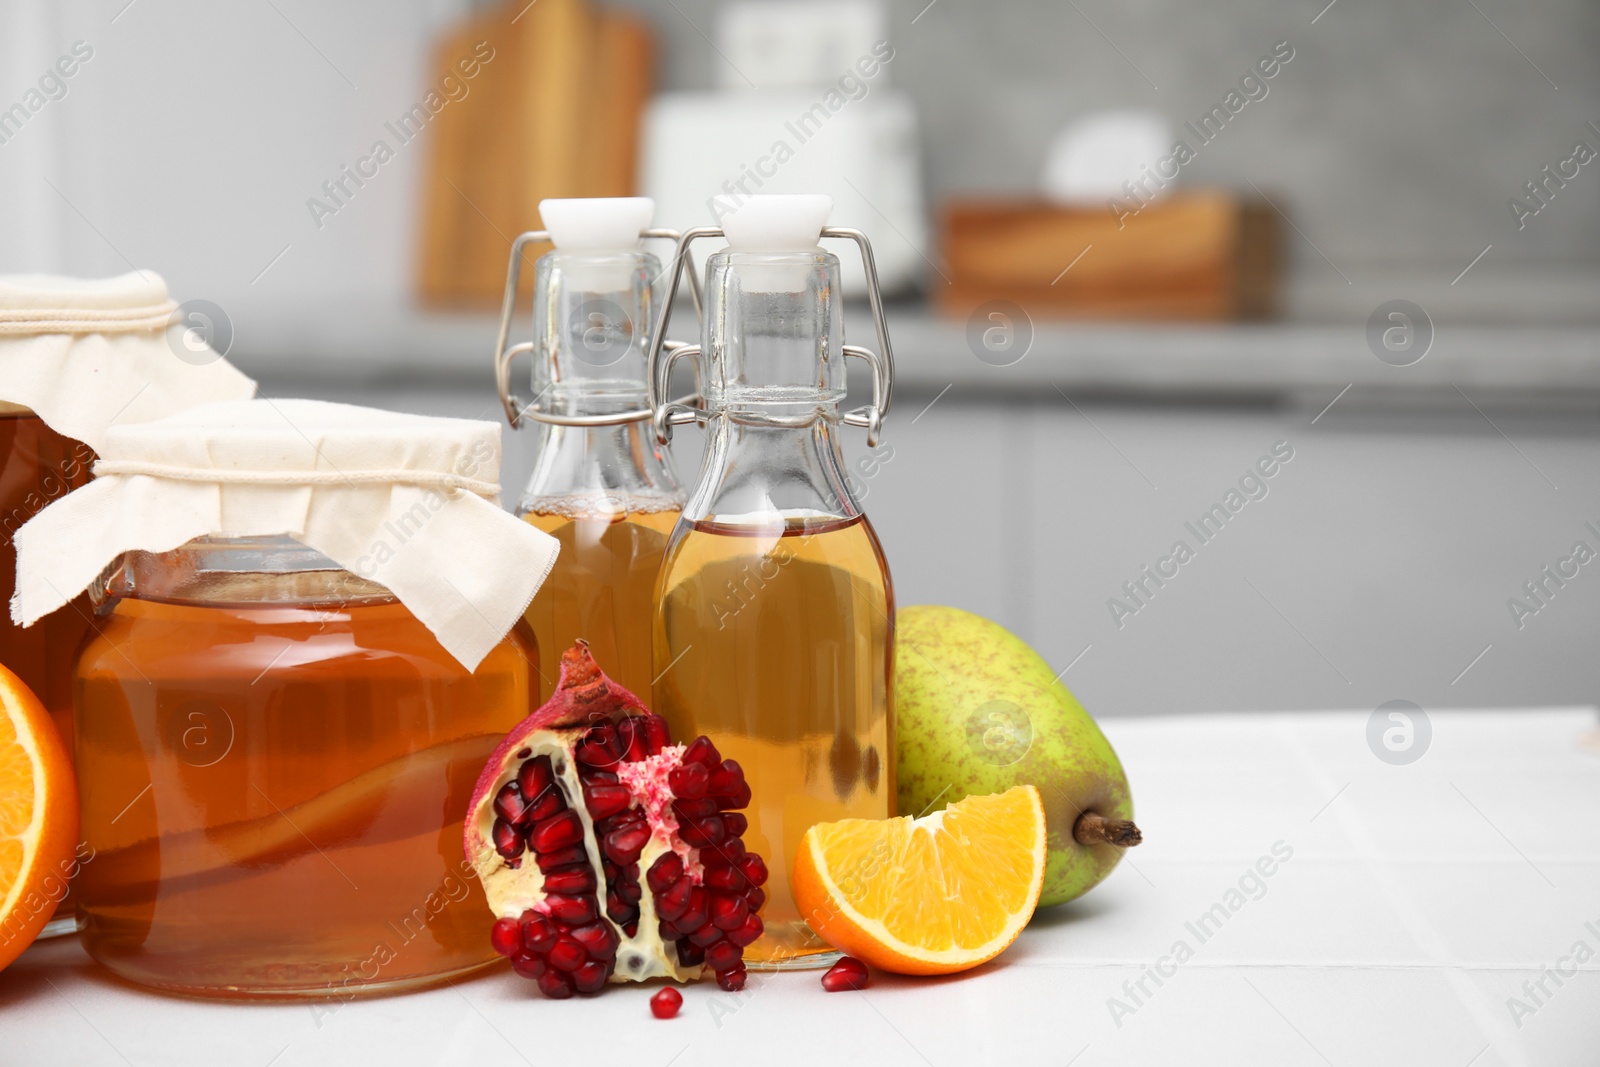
(0, 662, 77, 971)
(792, 785, 1047, 975)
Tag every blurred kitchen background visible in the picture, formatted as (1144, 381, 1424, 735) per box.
(2, 0, 1598, 717)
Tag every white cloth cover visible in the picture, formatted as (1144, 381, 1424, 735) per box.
(11, 399, 560, 672)
(0, 272, 256, 451)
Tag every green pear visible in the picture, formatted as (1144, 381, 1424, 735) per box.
(895, 605, 1139, 908)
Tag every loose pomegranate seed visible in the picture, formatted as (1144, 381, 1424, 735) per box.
(821, 956, 869, 992)
(531, 810, 584, 852)
(650, 987, 683, 1019)
(489, 917, 521, 957)
(492, 819, 524, 861)
(716, 963, 747, 991)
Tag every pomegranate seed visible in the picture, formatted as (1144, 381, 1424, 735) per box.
(711, 892, 749, 931)
(511, 954, 546, 979)
(722, 812, 749, 837)
(538, 970, 575, 999)
(680, 816, 726, 847)
(708, 760, 743, 796)
(624, 921, 638, 938)
(515, 747, 532, 759)
(704, 940, 741, 971)
(650, 987, 683, 1019)
(620, 880, 643, 906)
(492, 819, 524, 860)
(536, 845, 588, 872)
(517, 755, 553, 798)
(548, 937, 587, 973)
(821, 956, 870, 991)
(727, 913, 764, 947)
(490, 917, 521, 956)
(716, 964, 747, 992)
(718, 780, 753, 809)
(618, 718, 650, 762)
(531, 810, 584, 852)
(543, 867, 598, 895)
(641, 715, 671, 754)
(672, 796, 718, 819)
(682, 736, 720, 768)
(574, 959, 611, 994)
(571, 922, 618, 960)
(702, 865, 745, 892)
(493, 781, 529, 825)
(522, 914, 557, 952)
(656, 877, 692, 921)
(575, 726, 618, 768)
(678, 888, 708, 933)
(527, 786, 565, 823)
(606, 891, 634, 924)
(658, 919, 682, 941)
(547, 894, 599, 925)
(738, 855, 768, 887)
(668, 762, 709, 799)
(604, 824, 651, 865)
(688, 923, 723, 948)
(746, 887, 766, 912)
(583, 783, 632, 820)
(675, 941, 705, 968)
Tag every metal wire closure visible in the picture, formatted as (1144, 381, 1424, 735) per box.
(494, 228, 703, 429)
(645, 226, 895, 447)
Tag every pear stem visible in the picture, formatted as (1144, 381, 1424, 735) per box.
(1074, 812, 1143, 848)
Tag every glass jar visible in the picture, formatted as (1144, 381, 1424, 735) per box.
(0, 401, 95, 936)
(73, 536, 537, 997)
(647, 199, 896, 967)
(496, 200, 687, 698)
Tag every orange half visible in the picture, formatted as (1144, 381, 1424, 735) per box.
(0, 663, 77, 971)
(792, 785, 1047, 975)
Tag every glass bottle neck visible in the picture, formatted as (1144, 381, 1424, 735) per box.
(680, 411, 860, 528)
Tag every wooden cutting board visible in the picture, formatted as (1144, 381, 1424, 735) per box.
(936, 192, 1281, 321)
(417, 0, 655, 308)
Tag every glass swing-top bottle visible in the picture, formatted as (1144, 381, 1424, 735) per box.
(647, 195, 897, 967)
(494, 198, 695, 699)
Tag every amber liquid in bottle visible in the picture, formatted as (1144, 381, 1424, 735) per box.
(75, 588, 536, 997)
(654, 513, 894, 964)
(522, 498, 680, 699)
(0, 410, 94, 931)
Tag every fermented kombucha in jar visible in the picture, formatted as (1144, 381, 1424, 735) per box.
(0, 405, 94, 933)
(74, 540, 537, 997)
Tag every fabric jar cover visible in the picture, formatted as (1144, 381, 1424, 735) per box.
(0, 271, 256, 451)
(11, 399, 561, 672)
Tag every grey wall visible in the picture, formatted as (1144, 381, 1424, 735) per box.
(623, 0, 1600, 273)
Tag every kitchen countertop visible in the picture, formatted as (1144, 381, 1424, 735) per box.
(5, 708, 1596, 1066)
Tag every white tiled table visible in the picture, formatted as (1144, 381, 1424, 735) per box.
(4, 709, 1597, 1066)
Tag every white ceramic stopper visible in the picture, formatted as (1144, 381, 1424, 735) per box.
(539, 198, 655, 253)
(721, 194, 833, 253)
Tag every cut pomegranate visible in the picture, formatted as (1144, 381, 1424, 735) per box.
(466, 642, 765, 997)
(650, 987, 684, 1019)
(821, 956, 870, 992)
